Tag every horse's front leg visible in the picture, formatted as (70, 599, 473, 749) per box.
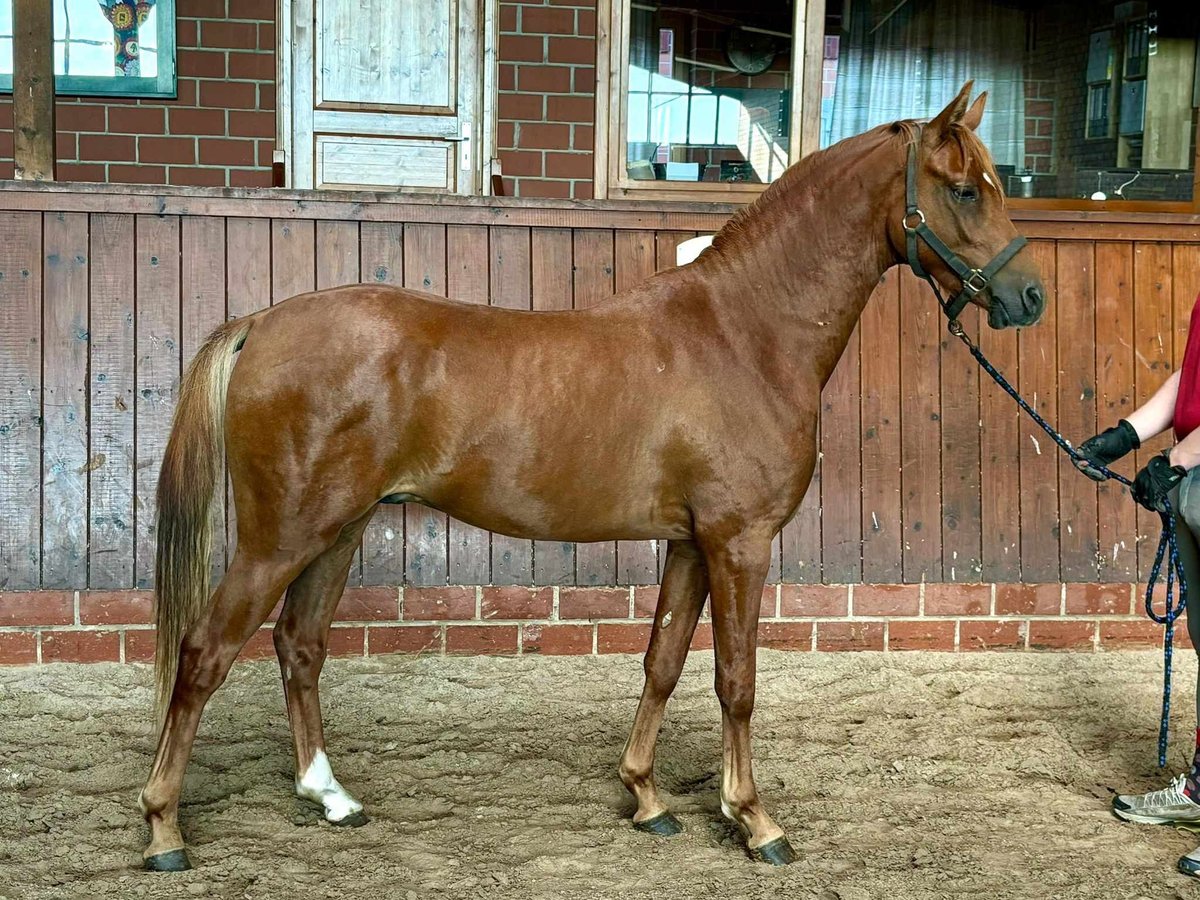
(619, 539, 709, 833)
(701, 528, 796, 865)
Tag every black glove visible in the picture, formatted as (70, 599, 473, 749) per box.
(1074, 419, 1140, 481)
(1131, 452, 1186, 513)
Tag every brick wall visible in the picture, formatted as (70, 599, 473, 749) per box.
(497, 0, 597, 199)
(0, 0, 275, 187)
(0, 583, 1177, 664)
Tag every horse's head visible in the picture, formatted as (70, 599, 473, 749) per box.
(888, 82, 1045, 329)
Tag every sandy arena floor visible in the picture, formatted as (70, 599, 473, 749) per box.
(4, 650, 1200, 899)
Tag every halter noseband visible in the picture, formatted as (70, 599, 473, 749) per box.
(903, 126, 1027, 324)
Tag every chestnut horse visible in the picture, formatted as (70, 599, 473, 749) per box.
(139, 83, 1045, 870)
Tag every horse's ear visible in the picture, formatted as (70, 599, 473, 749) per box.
(961, 91, 987, 131)
(928, 81, 974, 135)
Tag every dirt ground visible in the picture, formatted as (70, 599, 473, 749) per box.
(4, 651, 1200, 900)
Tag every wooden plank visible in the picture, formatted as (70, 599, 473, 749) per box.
(530, 227, 576, 584)
(134, 215, 182, 589)
(1055, 242, 1098, 582)
(614, 230, 659, 585)
(820, 323, 862, 583)
(489, 226, 535, 585)
(41, 212, 90, 588)
(403, 223, 450, 587)
(898, 269, 942, 583)
(446, 224, 492, 585)
(271, 219, 316, 304)
(572, 229, 619, 585)
(1094, 242, 1138, 581)
(181, 217, 228, 586)
(1132, 242, 1174, 580)
(358, 222, 407, 586)
(88, 214, 136, 590)
(978, 290, 1022, 583)
(1016, 241, 1060, 583)
(0, 213, 42, 588)
(939, 301, 982, 582)
(224, 218, 272, 567)
(12, 0, 55, 181)
(860, 271, 903, 583)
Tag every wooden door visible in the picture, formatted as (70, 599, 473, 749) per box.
(290, 0, 482, 192)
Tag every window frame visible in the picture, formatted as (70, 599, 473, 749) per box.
(595, 0, 1200, 212)
(0, 0, 177, 99)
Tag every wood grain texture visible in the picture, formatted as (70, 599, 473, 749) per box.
(820, 324, 862, 583)
(939, 301, 982, 582)
(978, 287, 1022, 583)
(11, 0, 55, 181)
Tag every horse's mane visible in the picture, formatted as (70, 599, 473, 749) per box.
(709, 117, 1004, 257)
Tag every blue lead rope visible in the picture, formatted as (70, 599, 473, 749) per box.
(939, 311, 1188, 769)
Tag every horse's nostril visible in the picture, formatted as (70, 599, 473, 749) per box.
(1022, 284, 1044, 313)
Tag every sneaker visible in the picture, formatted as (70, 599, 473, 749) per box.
(1180, 847, 1200, 877)
(1112, 775, 1200, 825)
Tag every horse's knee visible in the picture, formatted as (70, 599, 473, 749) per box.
(714, 673, 755, 721)
(176, 635, 234, 698)
(273, 621, 325, 686)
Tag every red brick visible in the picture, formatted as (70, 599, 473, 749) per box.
(229, 110, 275, 138)
(256, 139, 275, 167)
(522, 7, 576, 34)
(500, 149, 543, 177)
(335, 587, 398, 621)
(516, 179, 572, 199)
(559, 587, 628, 619)
(499, 92, 545, 121)
(854, 584, 919, 616)
(199, 138, 256, 166)
(369, 625, 440, 655)
(924, 583, 990, 616)
(403, 586, 475, 621)
(447, 625, 518, 655)
(816, 621, 885, 651)
(169, 107, 227, 135)
(139, 136, 196, 165)
(42, 631, 120, 663)
(995, 583, 1060, 615)
(79, 134, 136, 160)
(257, 23, 276, 53)
(1100, 620, 1164, 649)
(1065, 583, 1132, 615)
(176, 17, 198, 47)
(499, 64, 516, 92)
(56, 131, 78, 160)
(0, 632, 37, 664)
(107, 106, 165, 135)
(759, 585, 778, 618)
(522, 623, 592, 654)
(577, 7, 596, 36)
(1028, 620, 1095, 651)
(80, 591, 153, 625)
(758, 621, 813, 650)
(0, 592, 74, 627)
(597, 623, 651, 654)
(572, 123, 594, 150)
(634, 585, 659, 618)
(199, 81, 258, 110)
(482, 586, 553, 619)
(781, 584, 847, 617)
(572, 181, 593, 200)
(548, 36, 595, 65)
(236, 629, 276, 660)
(544, 151, 592, 179)
(690, 622, 713, 650)
(572, 68, 596, 96)
(202, 20, 258, 50)
(888, 620, 955, 651)
(960, 619, 1025, 651)
(258, 81, 276, 112)
(500, 34, 545, 62)
(500, 4, 518, 31)
(229, 168, 272, 187)
(228, 52, 274, 80)
(125, 629, 156, 663)
(169, 166, 227, 186)
(109, 165, 167, 184)
(228, 0, 274, 19)
(178, 49, 226, 78)
(546, 94, 594, 123)
(517, 66, 572, 95)
(326, 627, 365, 657)
(56, 103, 106, 131)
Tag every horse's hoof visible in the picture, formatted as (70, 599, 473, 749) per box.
(749, 836, 797, 866)
(144, 848, 192, 872)
(632, 811, 684, 836)
(330, 810, 370, 828)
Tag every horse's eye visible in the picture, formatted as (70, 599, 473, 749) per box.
(952, 184, 979, 203)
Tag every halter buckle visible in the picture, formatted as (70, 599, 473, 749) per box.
(902, 209, 925, 232)
(962, 270, 989, 295)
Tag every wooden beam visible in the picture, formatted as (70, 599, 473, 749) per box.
(12, 0, 56, 182)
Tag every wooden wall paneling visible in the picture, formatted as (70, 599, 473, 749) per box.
(938, 300, 982, 582)
(820, 323, 863, 584)
(134, 215, 182, 589)
(489, 226, 535, 585)
(446, 224, 493, 585)
(978, 288, 1022, 583)
(40, 212, 90, 589)
(88, 214, 136, 590)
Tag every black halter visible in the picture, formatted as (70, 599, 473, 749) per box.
(902, 127, 1027, 323)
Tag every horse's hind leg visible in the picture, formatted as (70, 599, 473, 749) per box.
(619, 540, 709, 834)
(274, 510, 374, 826)
(140, 547, 312, 870)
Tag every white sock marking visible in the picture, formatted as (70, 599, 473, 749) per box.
(297, 750, 363, 822)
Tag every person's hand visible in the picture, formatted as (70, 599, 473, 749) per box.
(1074, 419, 1140, 481)
(1131, 452, 1186, 513)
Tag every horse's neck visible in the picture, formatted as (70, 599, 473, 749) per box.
(697, 137, 901, 389)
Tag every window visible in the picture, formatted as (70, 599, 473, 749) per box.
(0, 0, 176, 97)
